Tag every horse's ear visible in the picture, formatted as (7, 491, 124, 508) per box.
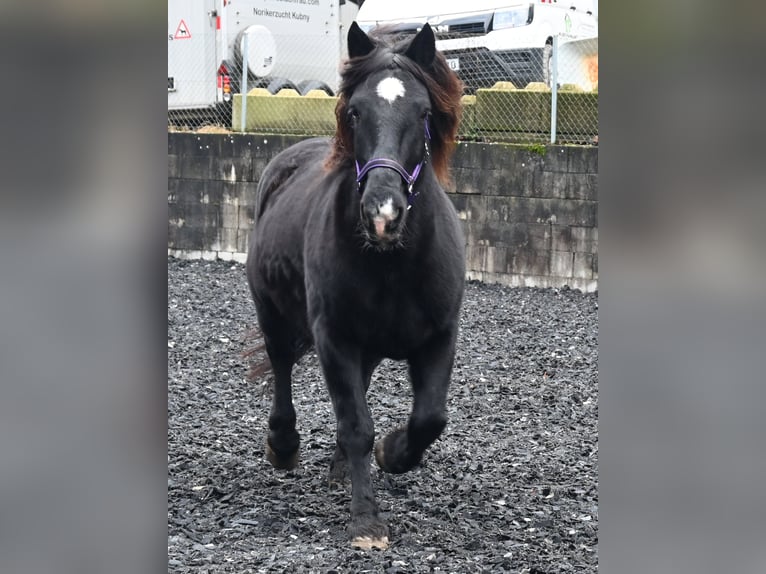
(404, 23, 436, 68)
(347, 22, 375, 59)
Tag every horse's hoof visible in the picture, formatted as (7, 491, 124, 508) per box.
(349, 515, 389, 549)
(374, 429, 413, 474)
(351, 535, 389, 550)
(265, 440, 299, 470)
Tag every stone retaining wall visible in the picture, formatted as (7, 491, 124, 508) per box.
(168, 133, 597, 291)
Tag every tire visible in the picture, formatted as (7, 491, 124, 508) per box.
(297, 80, 334, 96)
(244, 77, 270, 94)
(266, 77, 299, 95)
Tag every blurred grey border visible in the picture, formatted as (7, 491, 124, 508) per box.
(601, 0, 766, 572)
(0, 2, 167, 574)
(1, 1, 765, 573)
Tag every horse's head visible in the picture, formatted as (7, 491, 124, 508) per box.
(332, 23, 461, 250)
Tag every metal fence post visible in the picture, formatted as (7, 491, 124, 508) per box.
(240, 33, 249, 133)
(550, 35, 558, 145)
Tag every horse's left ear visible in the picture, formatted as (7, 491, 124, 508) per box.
(404, 23, 436, 69)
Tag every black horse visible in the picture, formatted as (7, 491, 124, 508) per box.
(246, 22, 465, 549)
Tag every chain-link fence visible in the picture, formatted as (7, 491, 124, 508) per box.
(168, 3, 597, 144)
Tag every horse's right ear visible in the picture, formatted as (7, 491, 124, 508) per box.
(347, 22, 375, 59)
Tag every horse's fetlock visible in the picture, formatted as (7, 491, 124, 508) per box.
(413, 411, 447, 444)
(268, 413, 296, 432)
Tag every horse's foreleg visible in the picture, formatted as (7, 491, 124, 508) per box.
(315, 336, 389, 549)
(375, 329, 457, 474)
(328, 355, 379, 488)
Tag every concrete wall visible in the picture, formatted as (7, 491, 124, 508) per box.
(450, 142, 598, 291)
(168, 133, 597, 291)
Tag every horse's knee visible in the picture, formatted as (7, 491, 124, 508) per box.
(337, 419, 374, 456)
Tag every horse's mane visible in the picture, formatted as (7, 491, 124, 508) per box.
(325, 30, 463, 185)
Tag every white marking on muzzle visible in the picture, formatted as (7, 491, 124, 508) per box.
(379, 198, 396, 219)
(376, 77, 405, 104)
(373, 198, 397, 238)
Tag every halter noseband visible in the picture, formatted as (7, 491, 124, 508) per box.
(355, 117, 431, 209)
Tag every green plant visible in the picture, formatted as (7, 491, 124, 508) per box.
(524, 143, 546, 156)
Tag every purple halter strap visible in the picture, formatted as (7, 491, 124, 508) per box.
(355, 117, 431, 209)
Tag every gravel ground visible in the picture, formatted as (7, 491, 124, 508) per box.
(168, 257, 598, 573)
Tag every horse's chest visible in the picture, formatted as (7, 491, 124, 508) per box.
(364, 292, 428, 331)
(312, 277, 436, 357)
(357, 296, 433, 355)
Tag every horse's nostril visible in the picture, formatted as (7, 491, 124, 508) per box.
(362, 204, 377, 221)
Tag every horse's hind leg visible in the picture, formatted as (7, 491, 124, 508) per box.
(375, 329, 457, 474)
(254, 297, 301, 470)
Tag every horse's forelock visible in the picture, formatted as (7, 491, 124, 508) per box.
(326, 35, 463, 185)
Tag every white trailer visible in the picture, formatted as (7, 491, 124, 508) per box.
(168, 0, 361, 115)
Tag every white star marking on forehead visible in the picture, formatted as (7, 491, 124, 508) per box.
(376, 77, 405, 103)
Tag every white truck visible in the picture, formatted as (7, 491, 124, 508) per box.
(355, 0, 598, 91)
(168, 0, 362, 118)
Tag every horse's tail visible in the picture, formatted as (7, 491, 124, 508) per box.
(241, 326, 273, 382)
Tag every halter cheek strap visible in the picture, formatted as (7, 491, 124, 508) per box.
(355, 117, 431, 209)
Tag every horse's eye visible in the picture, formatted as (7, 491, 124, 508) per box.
(348, 109, 359, 125)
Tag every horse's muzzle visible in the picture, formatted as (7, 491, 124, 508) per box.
(362, 199, 403, 241)
(359, 167, 411, 245)
(360, 192, 406, 246)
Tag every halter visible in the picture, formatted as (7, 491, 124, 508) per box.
(355, 117, 431, 209)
